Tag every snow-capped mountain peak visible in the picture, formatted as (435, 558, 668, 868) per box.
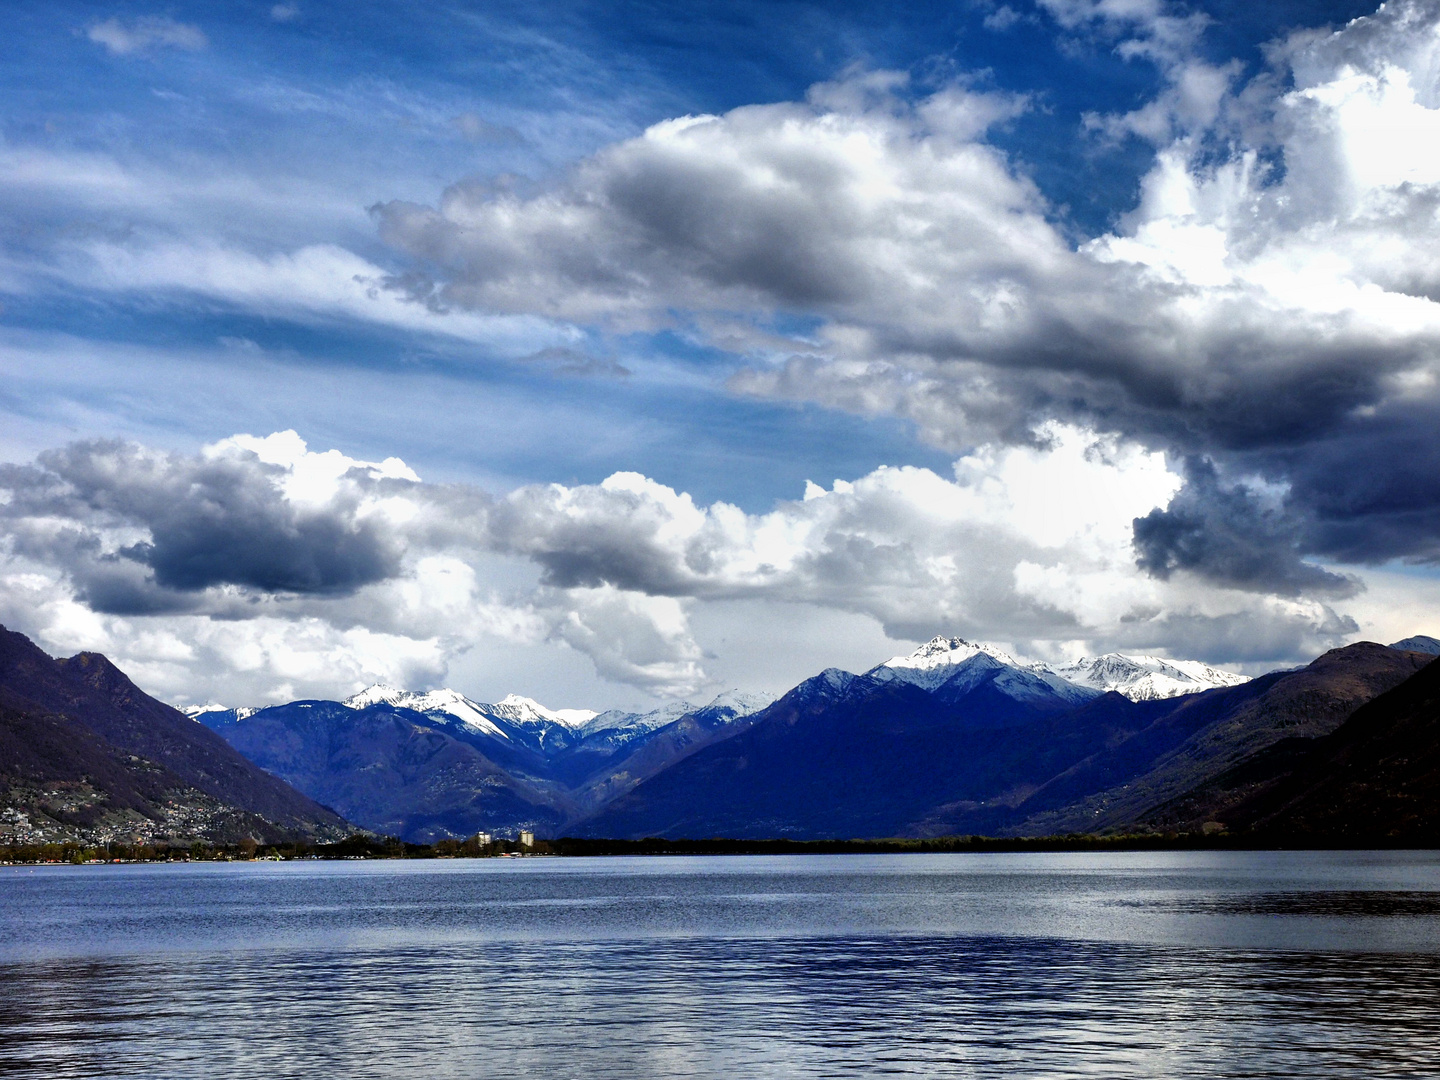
(181, 703, 256, 722)
(487, 692, 598, 729)
(865, 636, 1244, 704)
(580, 699, 695, 739)
(575, 689, 775, 743)
(343, 683, 512, 740)
(1390, 635, 1440, 655)
(1052, 654, 1248, 701)
(864, 633, 1059, 694)
(702, 688, 777, 716)
(342, 684, 406, 710)
(885, 635, 1023, 672)
(344, 684, 599, 735)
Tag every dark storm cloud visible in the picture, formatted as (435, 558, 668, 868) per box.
(1278, 407, 1440, 566)
(1132, 457, 1360, 598)
(0, 440, 404, 610)
(487, 484, 701, 596)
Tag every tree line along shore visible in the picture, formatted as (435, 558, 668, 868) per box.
(5, 829, 1435, 865)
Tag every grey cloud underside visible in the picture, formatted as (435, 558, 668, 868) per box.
(1279, 408, 1440, 565)
(0, 428, 1363, 683)
(372, 115, 1413, 456)
(371, 2, 1440, 592)
(0, 442, 406, 612)
(1133, 457, 1360, 599)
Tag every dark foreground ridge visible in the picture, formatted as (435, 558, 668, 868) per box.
(0, 625, 352, 845)
(1152, 651, 1440, 842)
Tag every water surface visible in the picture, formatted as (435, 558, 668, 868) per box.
(2, 850, 1438, 1077)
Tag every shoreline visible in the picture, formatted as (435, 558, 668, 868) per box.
(4, 830, 1438, 865)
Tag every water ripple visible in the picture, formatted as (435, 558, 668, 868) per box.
(2, 851, 1438, 1078)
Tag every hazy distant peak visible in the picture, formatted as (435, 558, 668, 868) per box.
(1052, 653, 1248, 701)
(703, 688, 777, 715)
(1390, 635, 1440, 656)
(180, 702, 256, 721)
(486, 693, 599, 728)
(343, 683, 406, 709)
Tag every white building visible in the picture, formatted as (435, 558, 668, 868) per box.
(519, 830, 535, 848)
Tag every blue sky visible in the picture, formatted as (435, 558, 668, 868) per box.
(3, 0, 1438, 709)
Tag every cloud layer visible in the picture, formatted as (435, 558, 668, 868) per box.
(87, 16, 208, 57)
(0, 427, 1357, 705)
(375, 0, 1440, 594)
(4, 0, 1436, 708)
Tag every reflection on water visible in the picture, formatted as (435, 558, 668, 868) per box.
(2, 851, 1439, 1078)
(1127, 889, 1440, 918)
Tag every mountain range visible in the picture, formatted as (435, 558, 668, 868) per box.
(183, 636, 1250, 842)
(6, 626, 1437, 846)
(192, 684, 775, 840)
(185, 634, 1433, 842)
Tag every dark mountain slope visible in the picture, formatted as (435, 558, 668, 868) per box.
(574, 669, 1170, 840)
(573, 644, 1428, 842)
(1011, 642, 1432, 835)
(564, 699, 772, 819)
(905, 691, 1178, 836)
(1163, 656, 1440, 841)
(0, 686, 313, 846)
(0, 625, 348, 838)
(201, 701, 568, 842)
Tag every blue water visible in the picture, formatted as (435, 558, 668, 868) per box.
(2, 850, 1439, 1077)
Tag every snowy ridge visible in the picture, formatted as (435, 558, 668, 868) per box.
(343, 684, 513, 740)
(339, 683, 771, 750)
(191, 641, 1245, 753)
(1051, 654, 1248, 701)
(181, 703, 256, 722)
(582, 700, 695, 739)
(582, 689, 776, 740)
(702, 689, 777, 716)
(868, 636, 1248, 703)
(1390, 635, 1440, 655)
(479, 693, 598, 730)
(869, 636, 1094, 705)
(871, 636, 1027, 690)
(342, 685, 603, 741)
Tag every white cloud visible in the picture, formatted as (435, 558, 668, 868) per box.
(0, 427, 1361, 707)
(370, 1, 1440, 578)
(984, 7, 1026, 33)
(61, 240, 571, 353)
(374, 74, 1052, 337)
(87, 17, 207, 57)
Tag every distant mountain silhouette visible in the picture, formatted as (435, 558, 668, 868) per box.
(197, 688, 772, 841)
(0, 626, 348, 843)
(201, 700, 569, 841)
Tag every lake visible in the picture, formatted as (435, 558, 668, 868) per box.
(2, 850, 1438, 1078)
